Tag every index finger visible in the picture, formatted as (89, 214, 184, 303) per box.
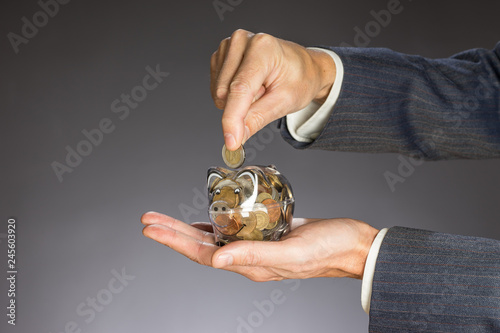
(221, 53, 269, 150)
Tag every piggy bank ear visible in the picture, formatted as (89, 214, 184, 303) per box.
(235, 170, 258, 208)
(207, 167, 226, 192)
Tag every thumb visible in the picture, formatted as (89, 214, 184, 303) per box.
(212, 240, 291, 268)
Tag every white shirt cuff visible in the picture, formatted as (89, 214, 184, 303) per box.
(361, 228, 389, 314)
(285, 48, 344, 143)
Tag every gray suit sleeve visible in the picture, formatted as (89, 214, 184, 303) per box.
(369, 227, 500, 332)
(280, 43, 500, 160)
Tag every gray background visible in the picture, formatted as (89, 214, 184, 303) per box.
(2, 0, 500, 332)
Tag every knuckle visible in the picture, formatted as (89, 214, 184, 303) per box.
(232, 29, 249, 40)
(252, 32, 274, 46)
(229, 80, 252, 95)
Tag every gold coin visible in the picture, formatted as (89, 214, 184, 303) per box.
(257, 192, 272, 203)
(262, 198, 281, 223)
(236, 212, 257, 238)
(222, 144, 245, 169)
(242, 229, 263, 241)
(267, 173, 283, 191)
(285, 204, 293, 224)
(265, 219, 278, 230)
(254, 211, 270, 230)
(280, 183, 293, 202)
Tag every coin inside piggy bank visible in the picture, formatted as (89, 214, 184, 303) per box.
(207, 165, 294, 245)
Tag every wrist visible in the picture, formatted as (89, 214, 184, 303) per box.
(344, 222, 380, 280)
(307, 48, 336, 104)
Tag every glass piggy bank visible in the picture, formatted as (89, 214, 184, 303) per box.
(207, 165, 294, 245)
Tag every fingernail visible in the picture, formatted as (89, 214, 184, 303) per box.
(243, 126, 251, 144)
(215, 253, 233, 267)
(224, 133, 236, 149)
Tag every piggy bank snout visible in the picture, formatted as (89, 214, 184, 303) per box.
(210, 201, 231, 216)
(209, 201, 243, 235)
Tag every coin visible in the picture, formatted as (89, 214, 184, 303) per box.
(254, 211, 270, 230)
(236, 212, 257, 238)
(262, 198, 281, 223)
(280, 183, 293, 202)
(222, 144, 245, 169)
(265, 219, 278, 230)
(271, 187, 279, 201)
(257, 192, 272, 203)
(242, 229, 263, 241)
(267, 173, 283, 191)
(285, 203, 293, 224)
(214, 214, 242, 235)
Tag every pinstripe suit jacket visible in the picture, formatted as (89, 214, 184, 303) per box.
(280, 43, 500, 331)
